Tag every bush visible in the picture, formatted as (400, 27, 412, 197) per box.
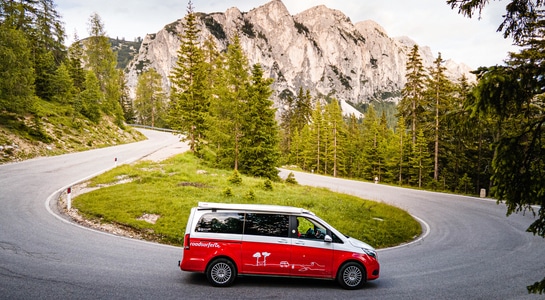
(263, 179, 273, 191)
(223, 187, 233, 197)
(228, 169, 242, 185)
(285, 172, 298, 185)
(245, 190, 256, 201)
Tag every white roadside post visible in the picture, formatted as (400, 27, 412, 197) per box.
(67, 187, 72, 210)
(114, 157, 118, 167)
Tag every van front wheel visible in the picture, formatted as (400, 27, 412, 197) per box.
(337, 262, 365, 290)
(206, 258, 237, 287)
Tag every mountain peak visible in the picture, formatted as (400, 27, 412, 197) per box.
(254, 0, 290, 14)
(125, 0, 475, 104)
(296, 4, 352, 25)
(247, 0, 293, 30)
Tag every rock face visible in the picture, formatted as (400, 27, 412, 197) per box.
(125, 0, 474, 105)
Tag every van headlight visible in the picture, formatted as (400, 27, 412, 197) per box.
(362, 248, 377, 259)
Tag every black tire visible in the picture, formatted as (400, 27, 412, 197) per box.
(337, 262, 366, 290)
(206, 258, 237, 287)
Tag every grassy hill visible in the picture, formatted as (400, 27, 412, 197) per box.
(0, 36, 146, 164)
(0, 99, 145, 164)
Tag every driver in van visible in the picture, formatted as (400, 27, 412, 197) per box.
(304, 227, 325, 239)
(314, 228, 325, 239)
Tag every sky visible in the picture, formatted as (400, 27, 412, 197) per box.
(55, 0, 520, 69)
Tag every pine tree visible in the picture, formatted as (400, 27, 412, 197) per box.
(279, 93, 295, 160)
(169, 1, 210, 153)
(223, 34, 250, 170)
(0, 0, 66, 101)
(34, 50, 57, 101)
(361, 105, 380, 180)
(204, 35, 231, 164)
(289, 127, 303, 167)
(469, 9, 545, 239)
(448, 2, 545, 291)
(410, 129, 433, 188)
(28, 0, 66, 60)
(344, 113, 362, 178)
(378, 110, 395, 183)
(49, 62, 74, 104)
(299, 124, 313, 171)
(118, 70, 135, 124)
(0, 23, 35, 113)
(398, 45, 427, 145)
(202, 34, 224, 103)
(280, 88, 313, 164)
(135, 68, 166, 127)
(292, 89, 313, 131)
(441, 75, 490, 193)
(77, 71, 103, 123)
(324, 99, 347, 177)
(394, 116, 410, 185)
(426, 52, 452, 182)
(239, 64, 279, 179)
(321, 104, 333, 175)
(67, 33, 86, 93)
(84, 13, 124, 124)
(309, 101, 324, 173)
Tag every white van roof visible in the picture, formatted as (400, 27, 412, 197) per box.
(197, 202, 315, 215)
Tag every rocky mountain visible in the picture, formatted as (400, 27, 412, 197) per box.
(125, 0, 474, 107)
(109, 38, 141, 69)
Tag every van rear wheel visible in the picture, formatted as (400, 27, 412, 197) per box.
(206, 258, 236, 287)
(337, 262, 365, 290)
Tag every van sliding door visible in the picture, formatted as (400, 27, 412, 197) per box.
(241, 213, 291, 276)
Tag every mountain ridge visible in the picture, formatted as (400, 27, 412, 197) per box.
(125, 0, 474, 107)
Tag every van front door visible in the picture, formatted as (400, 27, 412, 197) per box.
(291, 216, 334, 278)
(241, 213, 291, 276)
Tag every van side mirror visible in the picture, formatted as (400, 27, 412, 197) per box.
(324, 235, 332, 243)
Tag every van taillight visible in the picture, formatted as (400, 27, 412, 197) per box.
(184, 233, 190, 250)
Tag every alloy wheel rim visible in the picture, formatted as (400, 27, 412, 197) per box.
(343, 265, 362, 287)
(212, 262, 232, 283)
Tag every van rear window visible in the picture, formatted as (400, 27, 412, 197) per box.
(244, 213, 289, 237)
(196, 212, 244, 234)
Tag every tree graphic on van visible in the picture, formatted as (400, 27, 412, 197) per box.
(252, 252, 271, 266)
(253, 252, 262, 265)
(262, 252, 270, 265)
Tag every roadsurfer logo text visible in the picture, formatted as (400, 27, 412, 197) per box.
(190, 241, 221, 248)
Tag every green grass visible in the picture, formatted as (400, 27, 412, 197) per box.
(0, 99, 145, 163)
(74, 153, 422, 248)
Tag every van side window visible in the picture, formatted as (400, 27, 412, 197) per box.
(195, 212, 244, 234)
(244, 213, 289, 237)
(296, 216, 344, 243)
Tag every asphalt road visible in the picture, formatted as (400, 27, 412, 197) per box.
(1, 129, 543, 299)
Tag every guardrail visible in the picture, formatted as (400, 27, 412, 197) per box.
(128, 124, 181, 134)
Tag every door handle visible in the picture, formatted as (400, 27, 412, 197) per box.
(277, 239, 288, 244)
(294, 241, 305, 245)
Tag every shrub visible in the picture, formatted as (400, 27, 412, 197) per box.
(263, 179, 273, 191)
(228, 170, 242, 185)
(285, 172, 298, 185)
(245, 190, 256, 200)
(222, 187, 233, 197)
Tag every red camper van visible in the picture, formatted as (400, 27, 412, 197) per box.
(179, 202, 379, 289)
